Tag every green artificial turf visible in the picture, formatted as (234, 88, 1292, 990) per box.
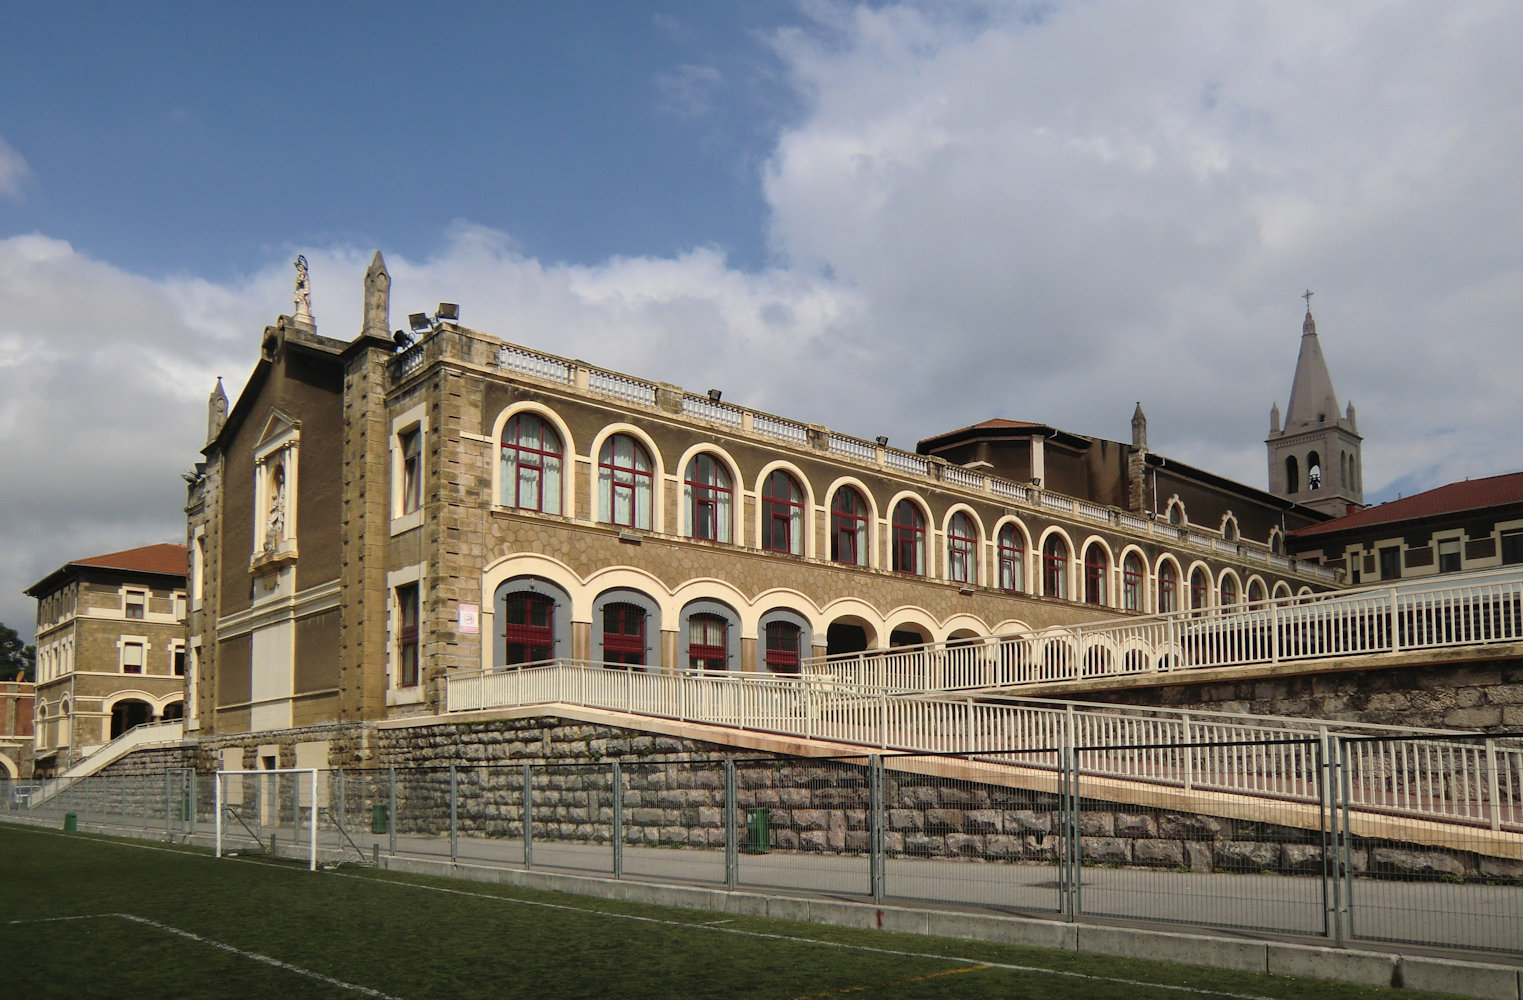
(0, 822, 1477, 1000)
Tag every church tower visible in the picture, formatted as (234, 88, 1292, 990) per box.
(1266, 297, 1363, 516)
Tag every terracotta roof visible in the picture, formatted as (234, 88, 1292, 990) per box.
(1291, 471, 1523, 538)
(71, 543, 188, 577)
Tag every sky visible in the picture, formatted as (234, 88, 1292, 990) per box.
(2, 1, 1521, 642)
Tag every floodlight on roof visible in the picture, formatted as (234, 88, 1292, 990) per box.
(436, 302, 460, 322)
(408, 312, 431, 333)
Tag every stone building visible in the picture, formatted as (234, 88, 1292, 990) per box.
(1266, 304, 1364, 517)
(1288, 470, 1523, 583)
(0, 678, 33, 779)
(24, 543, 188, 778)
(184, 255, 1336, 760)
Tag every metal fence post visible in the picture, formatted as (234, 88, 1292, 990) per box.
(449, 764, 458, 864)
(522, 761, 534, 869)
(1318, 732, 1338, 942)
(388, 765, 397, 855)
(188, 769, 198, 836)
(724, 760, 738, 891)
(611, 761, 623, 879)
(869, 755, 885, 904)
(164, 770, 172, 837)
(1486, 738, 1503, 832)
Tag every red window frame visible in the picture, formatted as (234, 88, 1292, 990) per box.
(397, 584, 420, 687)
(1122, 555, 1144, 611)
(1083, 545, 1107, 606)
(762, 470, 804, 554)
(602, 602, 646, 667)
(600, 434, 652, 528)
(1158, 563, 1178, 613)
(763, 621, 802, 673)
(687, 612, 728, 671)
(891, 500, 925, 575)
(501, 414, 563, 512)
(997, 525, 1024, 592)
(830, 488, 868, 565)
(1219, 576, 1239, 608)
(947, 513, 976, 584)
(502, 591, 555, 665)
(1190, 569, 1208, 611)
(1042, 536, 1068, 598)
(685, 454, 732, 542)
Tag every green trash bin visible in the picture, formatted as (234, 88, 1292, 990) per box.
(371, 803, 389, 835)
(63, 812, 77, 833)
(743, 807, 770, 854)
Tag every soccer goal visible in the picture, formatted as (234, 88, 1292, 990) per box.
(214, 768, 320, 871)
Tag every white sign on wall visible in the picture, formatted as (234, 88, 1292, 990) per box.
(458, 603, 480, 634)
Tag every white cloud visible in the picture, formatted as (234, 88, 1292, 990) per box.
(0, 135, 29, 198)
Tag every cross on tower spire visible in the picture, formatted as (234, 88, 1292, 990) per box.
(1302, 289, 1314, 311)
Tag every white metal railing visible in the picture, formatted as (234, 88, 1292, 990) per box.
(495, 344, 574, 384)
(807, 565, 1523, 692)
(444, 660, 1523, 833)
(24, 720, 186, 805)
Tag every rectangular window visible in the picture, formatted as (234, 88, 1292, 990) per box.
(173, 647, 186, 677)
(397, 584, 420, 687)
(122, 642, 145, 674)
(400, 428, 423, 514)
(1438, 538, 1462, 573)
(1502, 531, 1523, 565)
(124, 591, 146, 619)
(1378, 547, 1402, 580)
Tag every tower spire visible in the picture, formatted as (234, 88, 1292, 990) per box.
(1266, 296, 1363, 515)
(363, 251, 390, 339)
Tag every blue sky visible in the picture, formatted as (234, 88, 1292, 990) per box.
(0, 3, 796, 275)
(4, 1, 1523, 639)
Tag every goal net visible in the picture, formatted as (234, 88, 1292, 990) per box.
(214, 768, 321, 871)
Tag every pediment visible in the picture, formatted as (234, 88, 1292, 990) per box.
(255, 409, 301, 449)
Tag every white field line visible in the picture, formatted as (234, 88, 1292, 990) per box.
(329, 871, 1294, 1000)
(6, 911, 402, 999)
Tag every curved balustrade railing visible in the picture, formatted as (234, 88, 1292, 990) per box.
(445, 660, 1523, 834)
(806, 566, 1523, 693)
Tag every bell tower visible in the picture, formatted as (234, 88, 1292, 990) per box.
(1266, 294, 1363, 516)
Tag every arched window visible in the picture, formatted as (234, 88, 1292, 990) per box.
(502, 591, 555, 665)
(1339, 452, 1347, 488)
(830, 487, 869, 566)
(602, 602, 647, 668)
(1219, 574, 1240, 608)
(1190, 568, 1209, 611)
(1042, 535, 1069, 599)
(1158, 562, 1178, 613)
(1247, 579, 1267, 607)
(947, 512, 977, 584)
(762, 470, 805, 554)
(1307, 451, 1322, 490)
(598, 434, 653, 529)
(1269, 528, 1285, 555)
(1221, 515, 1239, 542)
(684, 454, 732, 543)
(763, 621, 802, 673)
(500, 413, 563, 513)
(1083, 544, 1108, 605)
(1122, 553, 1144, 611)
(1285, 455, 1299, 494)
(1167, 500, 1185, 526)
(687, 613, 728, 671)
(997, 525, 1025, 592)
(891, 499, 926, 575)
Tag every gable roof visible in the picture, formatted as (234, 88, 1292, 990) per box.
(1290, 471, 1523, 539)
(26, 543, 187, 596)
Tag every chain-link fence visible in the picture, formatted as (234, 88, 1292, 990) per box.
(4, 732, 1519, 955)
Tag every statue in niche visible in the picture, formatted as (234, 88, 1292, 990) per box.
(265, 463, 287, 550)
(293, 255, 314, 325)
